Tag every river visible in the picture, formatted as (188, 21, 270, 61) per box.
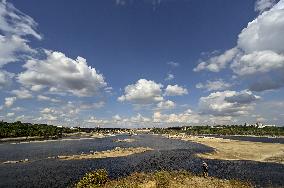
(0, 134, 283, 188)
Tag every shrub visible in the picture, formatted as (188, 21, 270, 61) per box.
(154, 171, 170, 188)
(76, 169, 108, 188)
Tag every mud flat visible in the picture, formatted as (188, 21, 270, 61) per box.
(58, 147, 153, 160)
(166, 134, 284, 164)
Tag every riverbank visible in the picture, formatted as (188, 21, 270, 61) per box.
(0, 132, 116, 143)
(76, 170, 253, 188)
(164, 134, 284, 164)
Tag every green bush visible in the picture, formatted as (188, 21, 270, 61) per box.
(76, 169, 108, 188)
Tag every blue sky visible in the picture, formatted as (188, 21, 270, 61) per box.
(0, 0, 284, 127)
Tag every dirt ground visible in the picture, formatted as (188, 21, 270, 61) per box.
(58, 147, 153, 160)
(166, 135, 284, 164)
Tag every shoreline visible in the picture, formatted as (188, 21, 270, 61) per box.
(163, 134, 284, 164)
(0, 132, 118, 143)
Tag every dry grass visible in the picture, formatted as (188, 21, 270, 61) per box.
(58, 147, 153, 160)
(167, 135, 284, 163)
(77, 170, 253, 188)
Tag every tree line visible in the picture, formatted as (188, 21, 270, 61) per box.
(0, 121, 76, 138)
(152, 125, 284, 136)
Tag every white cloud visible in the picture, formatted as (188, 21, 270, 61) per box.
(196, 79, 231, 91)
(255, 0, 277, 12)
(4, 97, 16, 108)
(11, 107, 24, 111)
(238, 2, 284, 54)
(112, 114, 122, 121)
(156, 100, 176, 110)
(231, 50, 284, 75)
(0, 1, 41, 67)
(79, 101, 105, 110)
(40, 107, 56, 114)
(153, 109, 200, 124)
(0, 0, 41, 39)
(194, 0, 284, 92)
(0, 70, 13, 88)
(118, 79, 163, 104)
(18, 50, 108, 97)
(37, 114, 57, 121)
(167, 61, 179, 67)
(164, 84, 188, 96)
(193, 48, 239, 72)
(37, 95, 61, 103)
(7, 112, 14, 117)
(15, 115, 25, 121)
(199, 90, 260, 116)
(129, 113, 151, 123)
(85, 116, 109, 124)
(11, 88, 33, 99)
(165, 73, 174, 81)
(0, 35, 34, 67)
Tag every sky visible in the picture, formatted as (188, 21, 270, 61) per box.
(0, 0, 284, 127)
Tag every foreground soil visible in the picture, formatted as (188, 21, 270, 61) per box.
(77, 170, 253, 188)
(166, 134, 284, 163)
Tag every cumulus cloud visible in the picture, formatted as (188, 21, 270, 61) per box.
(0, 70, 13, 88)
(156, 100, 176, 110)
(255, 0, 277, 13)
(85, 116, 109, 124)
(153, 109, 200, 124)
(196, 79, 231, 91)
(231, 50, 284, 76)
(193, 48, 239, 72)
(164, 84, 188, 96)
(249, 76, 284, 91)
(118, 79, 163, 104)
(0, 35, 34, 67)
(224, 90, 261, 104)
(199, 90, 259, 116)
(18, 50, 108, 97)
(11, 88, 33, 99)
(238, 3, 284, 54)
(194, 0, 284, 92)
(4, 97, 16, 108)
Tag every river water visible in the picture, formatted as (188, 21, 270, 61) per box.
(0, 134, 283, 188)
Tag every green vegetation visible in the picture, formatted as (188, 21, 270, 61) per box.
(152, 125, 284, 136)
(0, 121, 76, 138)
(76, 169, 108, 188)
(75, 169, 253, 188)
